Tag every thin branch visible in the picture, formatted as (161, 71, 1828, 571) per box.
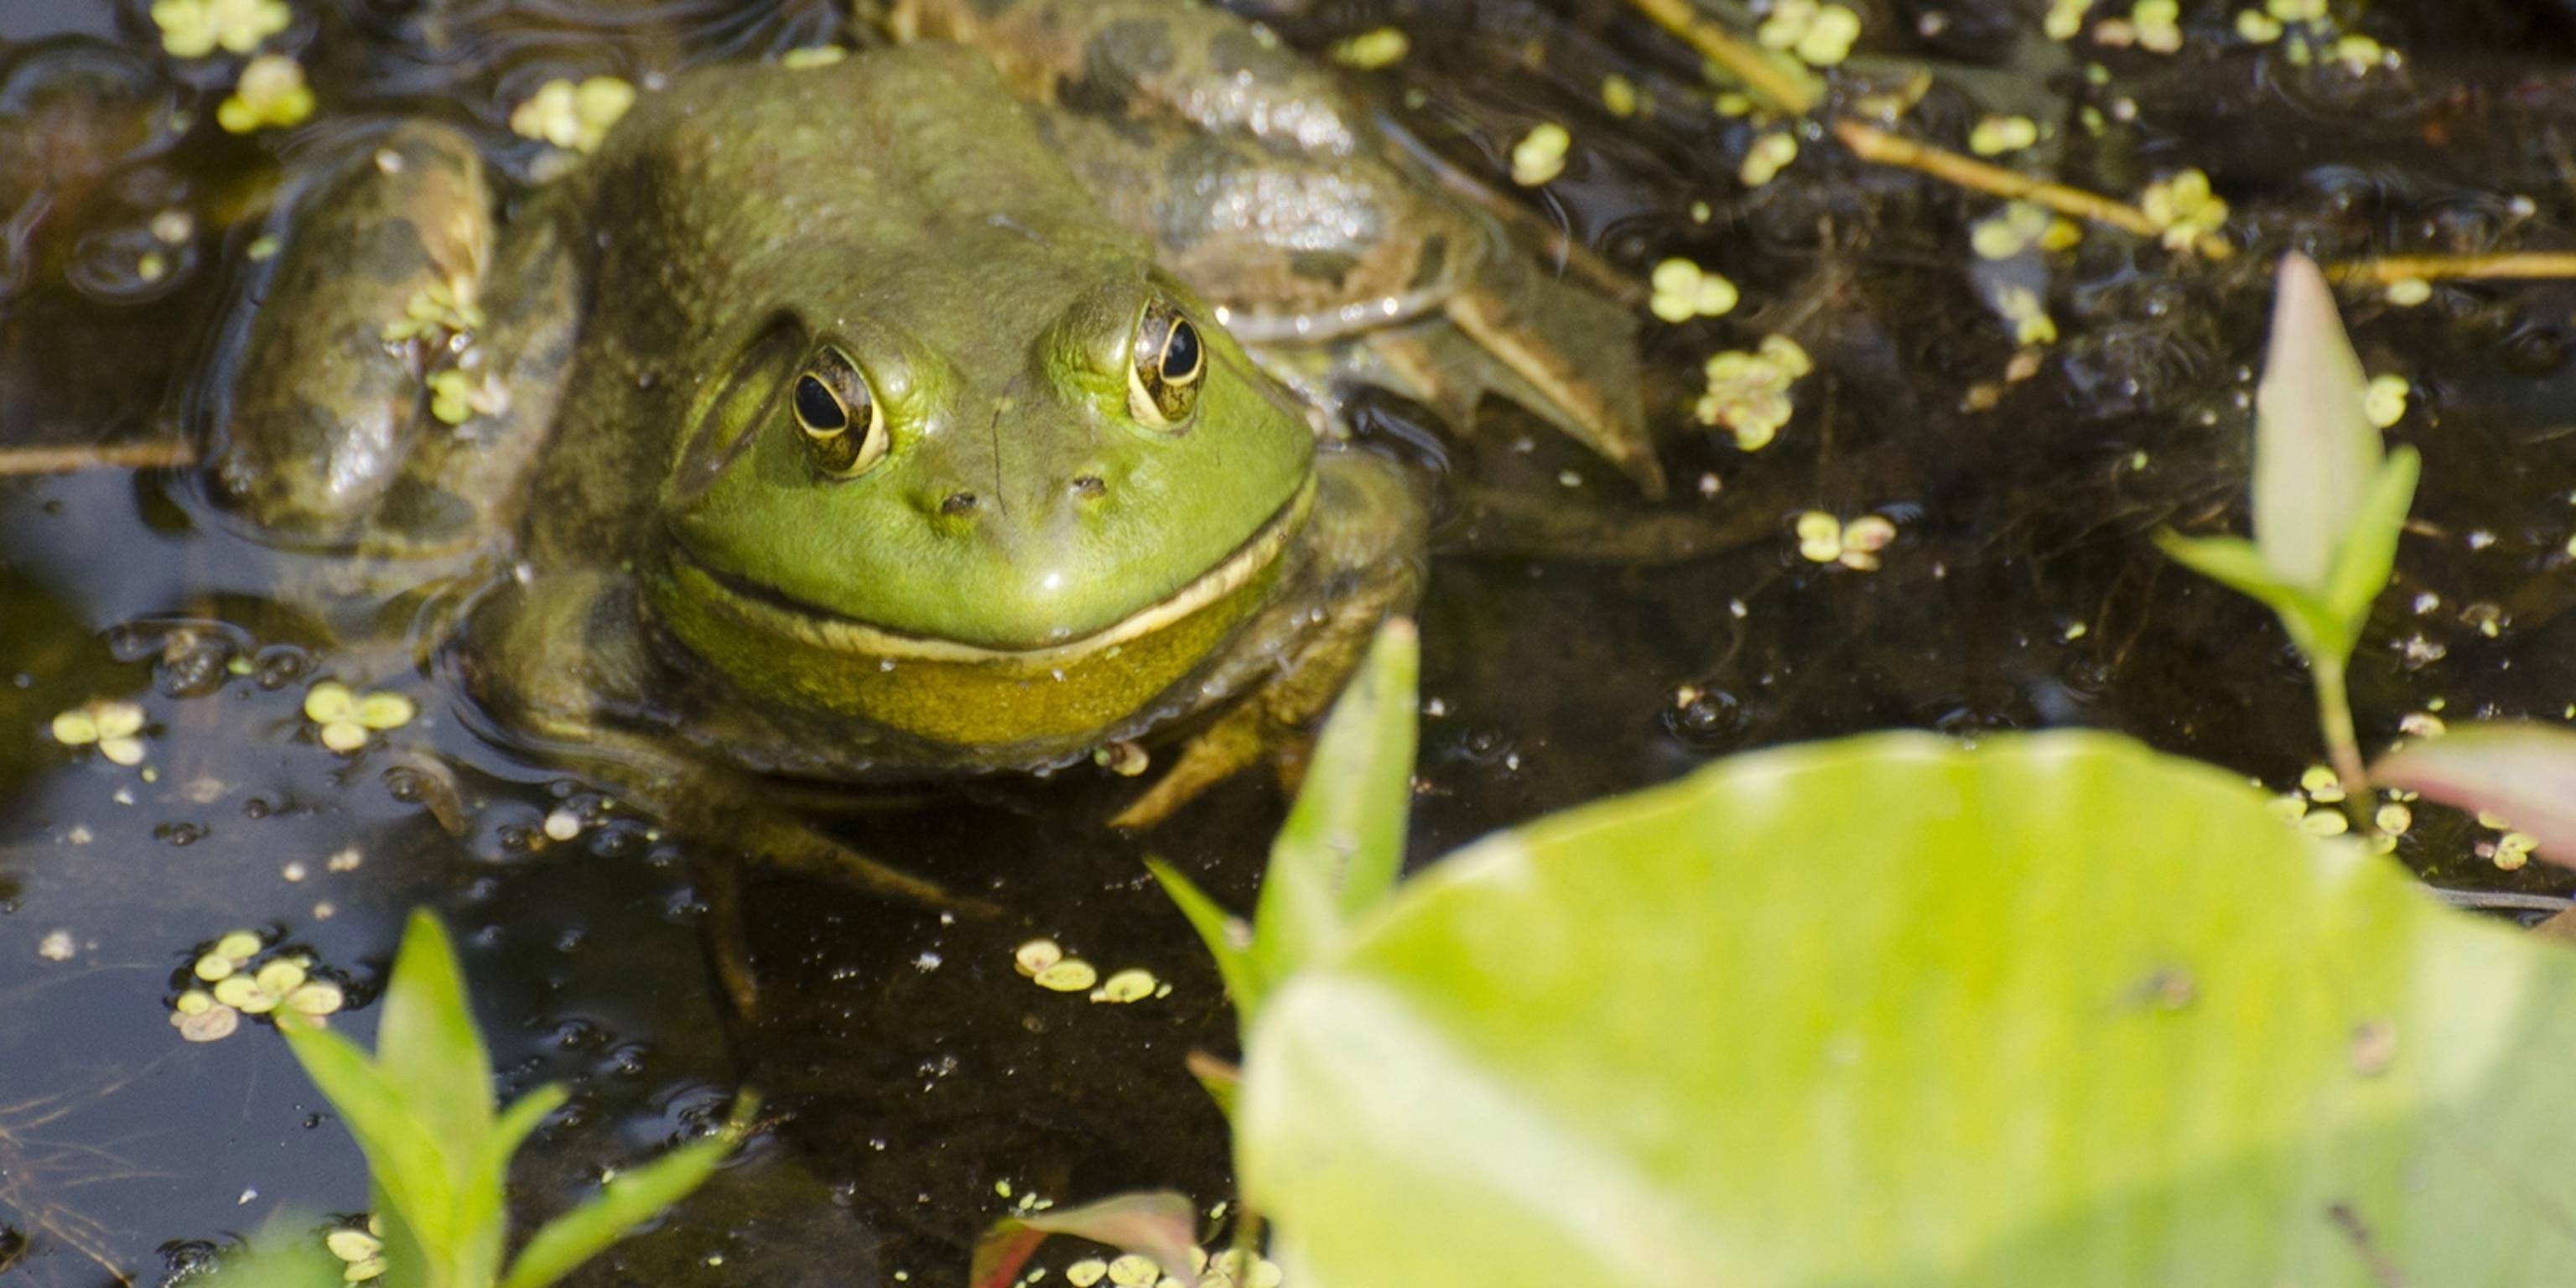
(0, 441, 195, 476)
(1624, 0, 2232, 259)
(2329, 252, 2576, 284)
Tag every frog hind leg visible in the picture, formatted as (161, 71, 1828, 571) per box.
(1112, 449, 1428, 829)
(208, 122, 577, 558)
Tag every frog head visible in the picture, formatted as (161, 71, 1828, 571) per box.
(648, 224, 1317, 755)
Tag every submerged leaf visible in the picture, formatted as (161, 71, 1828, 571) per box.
(2374, 723, 2576, 863)
(1244, 732, 2576, 1285)
(2253, 252, 2381, 593)
(969, 1190, 1202, 1288)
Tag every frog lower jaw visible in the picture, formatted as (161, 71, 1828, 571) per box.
(661, 472, 1317, 669)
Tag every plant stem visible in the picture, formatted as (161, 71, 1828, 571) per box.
(0, 441, 195, 475)
(1623, 0, 2231, 259)
(2310, 653, 2370, 825)
(1625, 0, 1820, 113)
(2329, 252, 2576, 284)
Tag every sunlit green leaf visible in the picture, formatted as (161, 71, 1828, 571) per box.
(454, 1083, 569, 1265)
(2152, 531, 2341, 657)
(1251, 619, 1419, 989)
(275, 1011, 453, 1249)
(1244, 732, 2576, 1285)
(1147, 857, 1265, 1019)
(496, 1095, 756, 1288)
(376, 910, 497, 1161)
(2321, 446, 2419, 632)
(2375, 722, 2576, 863)
(969, 1190, 1201, 1288)
(2254, 252, 2381, 593)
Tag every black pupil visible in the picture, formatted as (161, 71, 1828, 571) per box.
(794, 374, 846, 431)
(1162, 319, 1201, 381)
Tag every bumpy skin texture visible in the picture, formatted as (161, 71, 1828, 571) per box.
(217, 37, 1430, 812)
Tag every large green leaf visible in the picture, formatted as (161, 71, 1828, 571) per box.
(1240, 732, 2576, 1286)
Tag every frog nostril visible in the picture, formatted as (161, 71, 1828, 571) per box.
(1071, 475, 1107, 499)
(940, 491, 979, 517)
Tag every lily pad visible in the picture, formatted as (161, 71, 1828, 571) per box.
(1240, 732, 2576, 1285)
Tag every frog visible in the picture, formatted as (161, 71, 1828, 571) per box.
(200, 0, 1660, 879)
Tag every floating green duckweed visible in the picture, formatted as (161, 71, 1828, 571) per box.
(1093, 969, 1157, 1004)
(216, 54, 314, 134)
(1014, 937, 1064, 977)
(1066, 1260, 1109, 1287)
(1600, 73, 1638, 117)
(1739, 132, 1799, 187)
(2298, 809, 2350, 837)
(2298, 764, 2345, 803)
(1509, 122, 1569, 186)
(174, 931, 342, 1040)
(50, 699, 147, 766)
(1105, 1254, 1159, 1286)
(1035, 958, 1098, 994)
(381, 279, 484, 344)
(2376, 802, 2412, 834)
(2127, 0, 2183, 53)
(510, 76, 637, 153)
(1971, 203, 2083, 262)
(2236, 9, 2284, 41)
(1696, 335, 1810, 450)
(2266, 0, 2325, 21)
(2364, 374, 2410, 427)
(304, 681, 415, 754)
(1648, 259, 1738, 323)
(781, 45, 846, 69)
(1968, 115, 2040, 157)
(326, 1218, 385, 1280)
(150, 0, 290, 58)
(2044, 0, 2091, 40)
(2384, 278, 2432, 307)
(1330, 28, 1409, 70)
(1757, 0, 1862, 66)
(2140, 168, 2227, 252)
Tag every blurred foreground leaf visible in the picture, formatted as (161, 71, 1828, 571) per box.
(1241, 732, 2576, 1285)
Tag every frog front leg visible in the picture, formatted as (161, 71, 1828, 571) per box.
(208, 122, 579, 560)
(1111, 448, 1428, 829)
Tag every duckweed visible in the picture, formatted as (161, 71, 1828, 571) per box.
(1034, 958, 1099, 993)
(150, 0, 290, 58)
(2236, 10, 2284, 41)
(1330, 28, 1409, 70)
(1696, 335, 1811, 450)
(1648, 258, 1739, 323)
(1740, 132, 1799, 187)
(510, 76, 638, 153)
(1509, 122, 1570, 186)
(51, 699, 148, 766)
(2140, 168, 2227, 251)
(1093, 968, 1157, 1004)
(2384, 278, 2432, 306)
(1967, 115, 2040, 157)
(781, 45, 847, 70)
(303, 681, 416, 754)
(2364, 374, 2410, 428)
(216, 54, 314, 134)
(1757, 0, 1862, 67)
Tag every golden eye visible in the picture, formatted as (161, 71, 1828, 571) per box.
(1127, 304, 1204, 428)
(793, 348, 886, 476)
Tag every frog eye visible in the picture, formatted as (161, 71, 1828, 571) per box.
(1128, 304, 1205, 429)
(792, 349, 886, 477)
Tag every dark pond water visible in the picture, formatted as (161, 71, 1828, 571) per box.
(8, 0, 2576, 1282)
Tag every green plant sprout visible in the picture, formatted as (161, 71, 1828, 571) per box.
(244, 910, 751, 1288)
(2156, 252, 2419, 802)
(1147, 618, 1418, 1031)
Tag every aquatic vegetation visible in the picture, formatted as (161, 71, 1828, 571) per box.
(207, 911, 752, 1288)
(2158, 254, 2419, 798)
(300, 681, 415, 754)
(506, 76, 636, 154)
(1141, 621, 2576, 1284)
(48, 699, 146, 766)
(216, 54, 314, 134)
(171, 927, 344, 1043)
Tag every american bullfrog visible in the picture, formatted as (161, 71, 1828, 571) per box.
(201, 0, 1653, 843)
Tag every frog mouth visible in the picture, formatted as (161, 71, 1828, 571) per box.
(663, 474, 1315, 665)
